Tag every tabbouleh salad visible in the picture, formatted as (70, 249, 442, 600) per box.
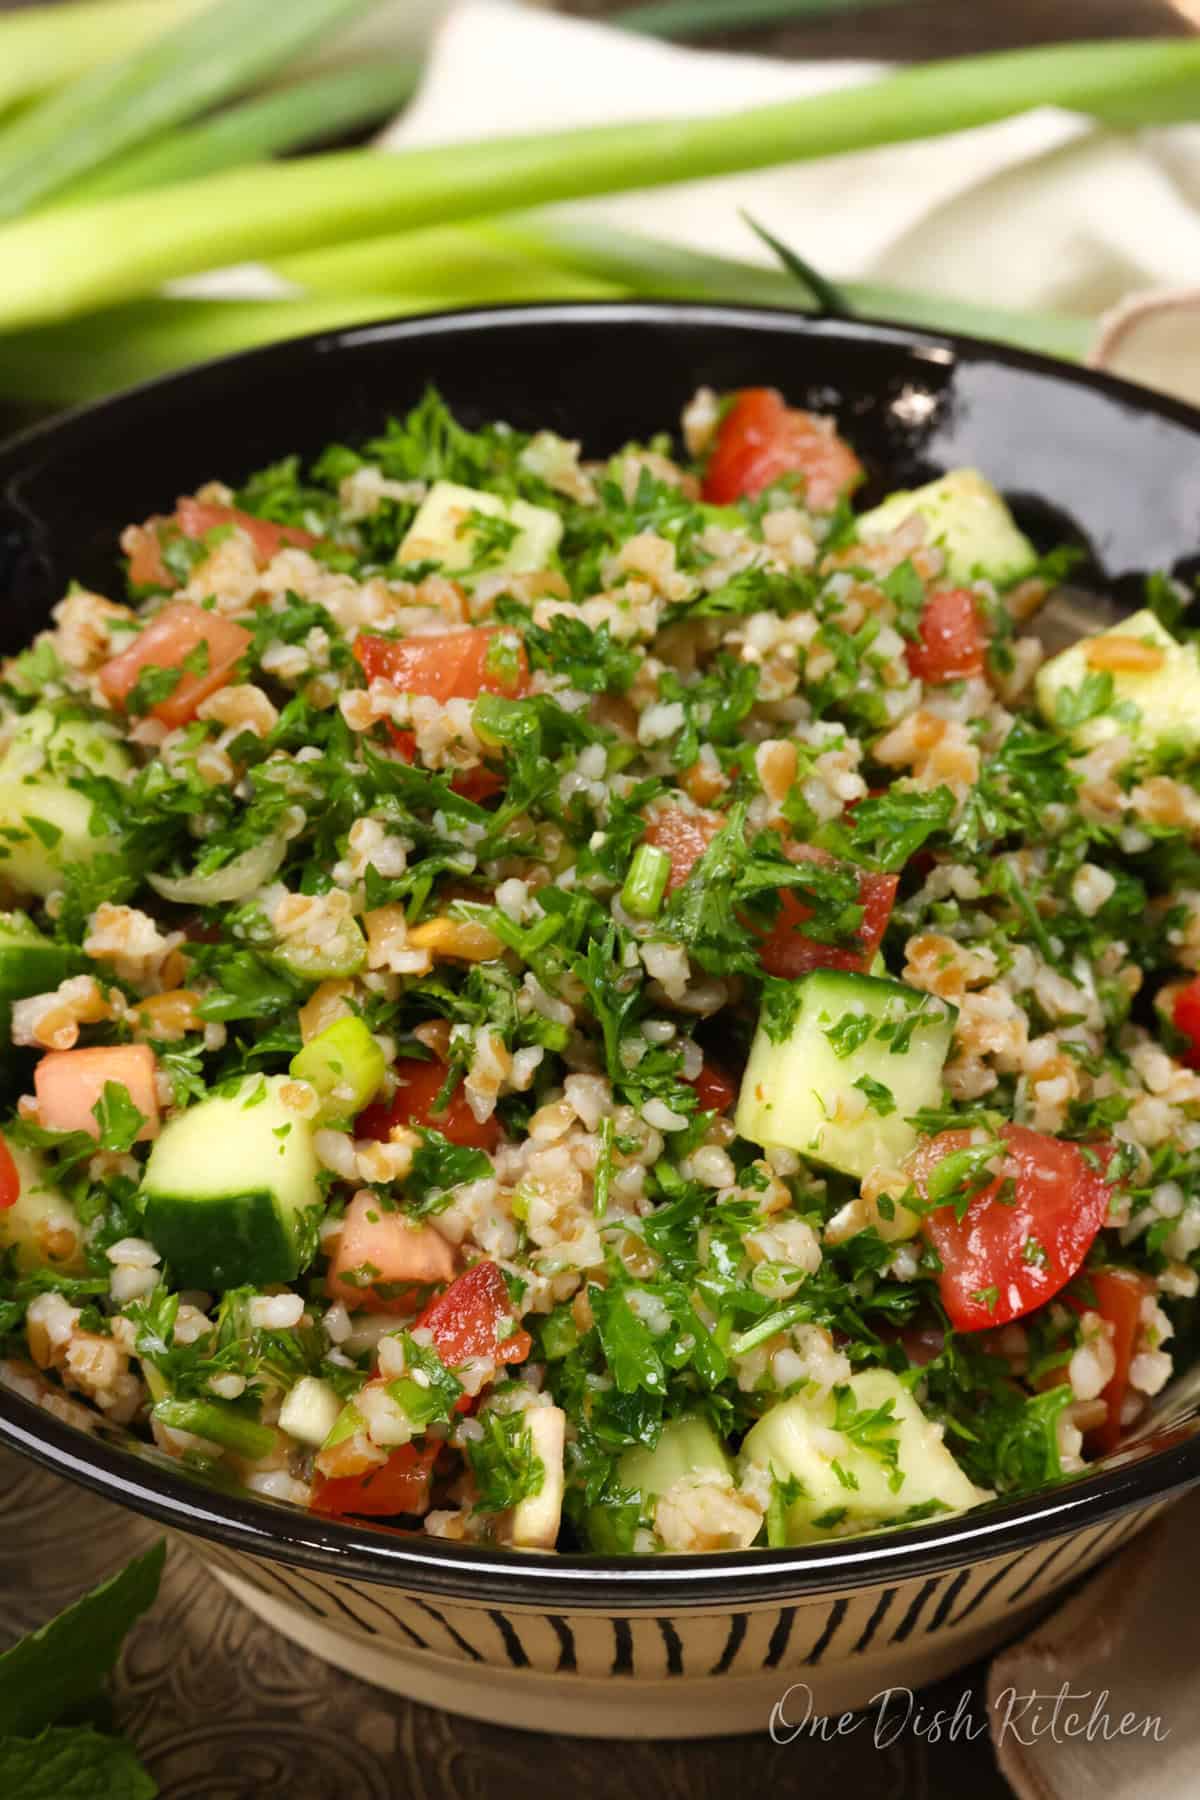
(1, 383, 1199, 1555)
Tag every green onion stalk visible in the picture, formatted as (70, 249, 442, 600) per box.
(277, 215, 1093, 362)
(621, 0, 905, 37)
(0, 38, 1197, 332)
(0, 0, 206, 117)
(53, 62, 422, 206)
(0, 282, 626, 410)
(0, 0, 377, 221)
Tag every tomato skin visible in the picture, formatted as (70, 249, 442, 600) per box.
(97, 600, 251, 730)
(416, 1260, 532, 1370)
(906, 588, 987, 684)
(641, 807, 721, 892)
(175, 498, 318, 565)
(701, 388, 863, 511)
(0, 1138, 19, 1210)
(356, 1057, 501, 1154)
(310, 1441, 439, 1519)
(756, 868, 898, 980)
(1071, 1267, 1154, 1454)
(914, 1125, 1116, 1332)
(686, 1060, 738, 1114)
(354, 628, 527, 790)
(354, 628, 528, 706)
(1172, 976, 1200, 1070)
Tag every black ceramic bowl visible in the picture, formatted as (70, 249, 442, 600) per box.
(2, 303, 1199, 1738)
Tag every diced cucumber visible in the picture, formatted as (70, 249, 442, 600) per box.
(0, 708, 131, 897)
(509, 1405, 566, 1549)
(1035, 608, 1200, 758)
(735, 969, 957, 1180)
(279, 1375, 344, 1448)
(398, 479, 562, 579)
(269, 914, 366, 983)
(739, 1369, 985, 1543)
(857, 468, 1037, 586)
(290, 1016, 385, 1124)
(0, 911, 80, 1056)
(618, 1414, 732, 1503)
(2, 707, 131, 782)
(141, 1075, 323, 1290)
(0, 1133, 84, 1274)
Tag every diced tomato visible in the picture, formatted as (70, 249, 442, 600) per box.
(354, 627, 528, 707)
(354, 627, 527, 784)
(97, 600, 251, 730)
(356, 1057, 501, 1154)
(416, 1260, 532, 1370)
(906, 588, 987, 685)
(701, 388, 863, 511)
(326, 1190, 456, 1314)
(643, 811, 897, 975)
(686, 1060, 738, 1114)
(1068, 1266, 1155, 1455)
(124, 520, 172, 589)
(0, 1138, 19, 1210)
(310, 1441, 439, 1519)
(641, 807, 721, 892)
(34, 1044, 160, 1142)
(175, 498, 318, 566)
(1172, 976, 1200, 1070)
(913, 1124, 1116, 1332)
(757, 865, 898, 980)
(450, 766, 505, 804)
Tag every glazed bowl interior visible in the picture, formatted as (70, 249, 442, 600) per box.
(2, 300, 1200, 1608)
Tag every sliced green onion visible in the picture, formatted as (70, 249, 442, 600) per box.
(1, 37, 1193, 331)
(729, 1303, 807, 1357)
(621, 844, 672, 920)
(152, 1397, 276, 1459)
(622, 0, 902, 38)
(0, 0, 206, 116)
(0, 0, 376, 222)
(54, 62, 421, 207)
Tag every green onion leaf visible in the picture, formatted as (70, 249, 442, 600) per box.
(54, 60, 421, 207)
(151, 1397, 276, 1459)
(0, 39, 1195, 329)
(0, 0, 377, 221)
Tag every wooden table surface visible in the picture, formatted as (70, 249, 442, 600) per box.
(0, 2, 1193, 1796)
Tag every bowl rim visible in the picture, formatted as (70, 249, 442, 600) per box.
(3, 295, 1200, 1609)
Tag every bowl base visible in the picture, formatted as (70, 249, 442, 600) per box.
(213, 1567, 1043, 1738)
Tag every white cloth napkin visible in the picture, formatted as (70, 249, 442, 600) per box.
(380, 0, 1200, 403)
(988, 1491, 1200, 1800)
(380, 9, 1200, 1797)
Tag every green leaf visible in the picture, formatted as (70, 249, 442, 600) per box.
(589, 1283, 667, 1396)
(1053, 669, 1115, 731)
(740, 209, 852, 316)
(466, 1412, 544, 1514)
(405, 1129, 493, 1216)
(92, 1081, 147, 1155)
(0, 1541, 165, 1737)
(0, 1727, 156, 1799)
